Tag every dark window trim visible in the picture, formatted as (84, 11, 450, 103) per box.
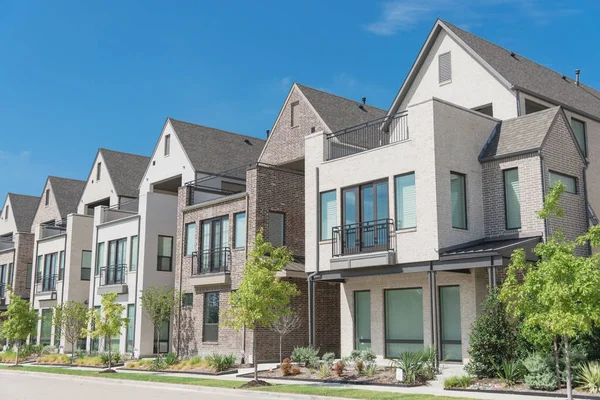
(268, 211, 286, 246)
(81, 250, 92, 281)
(184, 222, 196, 256)
(571, 117, 587, 157)
(95, 242, 105, 276)
(203, 291, 219, 343)
(126, 304, 135, 353)
(450, 171, 468, 230)
(394, 172, 416, 231)
(233, 212, 246, 249)
(157, 235, 174, 272)
(353, 290, 371, 351)
(383, 287, 425, 359)
(341, 178, 389, 226)
(438, 285, 462, 362)
(319, 190, 336, 241)
(45, 189, 50, 206)
(129, 235, 139, 271)
(548, 170, 578, 194)
(503, 167, 521, 230)
(290, 101, 300, 128)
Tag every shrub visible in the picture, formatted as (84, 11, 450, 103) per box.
(523, 352, 558, 391)
(365, 363, 378, 377)
(100, 353, 110, 365)
(37, 354, 70, 364)
(334, 361, 345, 377)
(390, 351, 426, 384)
(466, 289, 518, 378)
(189, 356, 203, 365)
(41, 345, 56, 355)
(497, 359, 523, 387)
(420, 346, 440, 381)
(149, 358, 166, 371)
(355, 360, 364, 374)
(280, 358, 300, 376)
(318, 363, 329, 379)
(205, 353, 236, 372)
(111, 353, 122, 364)
(578, 362, 600, 394)
(444, 375, 472, 389)
(74, 356, 104, 366)
(321, 352, 336, 368)
(165, 353, 178, 366)
(291, 346, 319, 368)
(20, 343, 43, 358)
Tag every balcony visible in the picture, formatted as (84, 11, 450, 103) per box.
(189, 248, 231, 286)
(40, 219, 67, 239)
(330, 219, 396, 270)
(35, 274, 57, 301)
(325, 112, 408, 161)
(0, 237, 14, 252)
(97, 265, 128, 295)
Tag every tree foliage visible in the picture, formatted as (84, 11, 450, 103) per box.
(88, 292, 128, 371)
(140, 285, 180, 359)
(0, 288, 38, 365)
(54, 301, 89, 362)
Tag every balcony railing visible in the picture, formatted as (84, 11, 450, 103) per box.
(325, 113, 408, 161)
(99, 265, 127, 286)
(332, 219, 395, 257)
(40, 218, 68, 239)
(36, 274, 57, 293)
(192, 248, 231, 275)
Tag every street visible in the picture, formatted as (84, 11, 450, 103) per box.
(0, 371, 292, 400)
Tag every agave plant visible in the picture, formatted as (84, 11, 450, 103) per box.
(497, 359, 524, 387)
(578, 362, 600, 394)
(390, 351, 426, 384)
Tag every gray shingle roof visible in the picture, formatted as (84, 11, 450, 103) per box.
(99, 148, 149, 198)
(441, 20, 600, 120)
(296, 84, 387, 133)
(168, 119, 266, 174)
(480, 106, 560, 160)
(48, 176, 86, 219)
(7, 193, 40, 232)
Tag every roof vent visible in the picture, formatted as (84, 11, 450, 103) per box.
(562, 75, 567, 81)
(244, 139, 252, 145)
(576, 69, 581, 86)
(510, 51, 516, 58)
(266, 129, 270, 138)
(362, 97, 367, 104)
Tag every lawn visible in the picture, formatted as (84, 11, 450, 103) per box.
(0, 365, 474, 400)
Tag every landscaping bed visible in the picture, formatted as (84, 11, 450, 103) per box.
(446, 378, 600, 399)
(124, 354, 239, 375)
(33, 354, 126, 369)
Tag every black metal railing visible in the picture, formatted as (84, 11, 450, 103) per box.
(192, 248, 231, 275)
(332, 219, 395, 257)
(99, 265, 127, 286)
(36, 274, 57, 292)
(326, 113, 408, 160)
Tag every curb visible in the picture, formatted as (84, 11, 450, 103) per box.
(236, 371, 423, 388)
(446, 387, 600, 400)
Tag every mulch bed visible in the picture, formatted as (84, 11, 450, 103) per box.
(239, 366, 423, 387)
(446, 378, 600, 399)
(240, 380, 272, 388)
(120, 367, 239, 376)
(33, 363, 125, 369)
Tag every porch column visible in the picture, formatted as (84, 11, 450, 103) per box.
(428, 270, 439, 367)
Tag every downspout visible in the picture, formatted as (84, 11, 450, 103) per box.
(515, 88, 522, 117)
(242, 191, 250, 362)
(176, 192, 186, 356)
(132, 215, 141, 357)
(583, 164, 592, 254)
(31, 238, 40, 344)
(60, 227, 67, 306)
(539, 152, 549, 241)
(308, 167, 319, 347)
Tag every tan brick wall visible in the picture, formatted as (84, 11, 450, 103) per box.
(31, 180, 62, 232)
(0, 233, 34, 302)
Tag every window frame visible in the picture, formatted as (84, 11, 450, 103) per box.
(450, 172, 468, 230)
(203, 292, 220, 343)
(184, 222, 196, 256)
(183, 293, 193, 308)
(290, 101, 300, 128)
(571, 117, 587, 157)
(394, 172, 417, 230)
(549, 170, 578, 194)
(319, 190, 337, 241)
(96, 162, 102, 181)
(341, 179, 389, 226)
(268, 211, 286, 247)
(129, 235, 139, 271)
(157, 235, 174, 272)
(7, 263, 13, 287)
(126, 304, 135, 353)
(81, 250, 92, 281)
(96, 242, 105, 275)
(233, 212, 246, 249)
(4, 205, 8, 220)
(383, 287, 425, 359)
(354, 290, 371, 351)
(45, 189, 50, 206)
(438, 285, 463, 362)
(164, 134, 171, 156)
(58, 250, 65, 281)
(503, 168, 521, 230)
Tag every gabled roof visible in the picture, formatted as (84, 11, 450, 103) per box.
(479, 107, 561, 161)
(47, 176, 86, 219)
(99, 148, 149, 198)
(296, 84, 387, 133)
(168, 118, 266, 173)
(6, 193, 40, 232)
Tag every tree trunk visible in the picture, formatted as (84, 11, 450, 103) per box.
(156, 327, 160, 361)
(564, 335, 572, 400)
(553, 336, 561, 387)
(15, 342, 19, 366)
(253, 331, 258, 382)
(107, 335, 112, 371)
(71, 339, 75, 364)
(279, 335, 283, 365)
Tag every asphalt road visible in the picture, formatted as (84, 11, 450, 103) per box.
(0, 371, 297, 400)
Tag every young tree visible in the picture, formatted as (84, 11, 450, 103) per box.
(54, 301, 89, 362)
(270, 309, 301, 365)
(88, 292, 128, 372)
(222, 229, 300, 381)
(0, 288, 38, 366)
(140, 285, 180, 360)
(500, 182, 600, 400)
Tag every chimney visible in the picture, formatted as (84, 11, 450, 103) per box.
(362, 97, 367, 104)
(576, 69, 580, 86)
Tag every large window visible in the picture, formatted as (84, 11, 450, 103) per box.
(504, 168, 521, 229)
(395, 173, 416, 229)
(320, 191, 337, 240)
(129, 236, 138, 271)
(354, 291, 371, 351)
(157, 236, 173, 271)
(439, 286, 462, 361)
(203, 292, 219, 342)
(234, 213, 246, 248)
(107, 238, 127, 285)
(185, 223, 196, 256)
(96, 242, 105, 275)
(385, 288, 424, 358)
(81, 250, 92, 281)
(268, 212, 285, 247)
(201, 217, 229, 273)
(126, 304, 135, 353)
(58, 251, 65, 280)
(571, 118, 587, 156)
(40, 309, 53, 346)
(549, 171, 577, 194)
(450, 172, 467, 229)
(154, 320, 170, 354)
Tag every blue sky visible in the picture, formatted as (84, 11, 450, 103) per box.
(1, 0, 599, 203)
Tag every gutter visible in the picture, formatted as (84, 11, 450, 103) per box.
(176, 195, 185, 356)
(539, 151, 549, 241)
(583, 163, 592, 254)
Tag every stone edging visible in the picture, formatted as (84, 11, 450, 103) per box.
(120, 367, 238, 376)
(446, 387, 600, 399)
(236, 372, 423, 387)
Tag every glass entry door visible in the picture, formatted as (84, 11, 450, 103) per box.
(201, 217, 229, 273)
(107, 238, 127, 284)
(439, 286, 462, 361)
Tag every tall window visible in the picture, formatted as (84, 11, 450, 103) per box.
(395, 173, 416, 229)
(96, 162, 102, 180)
(268, 212, 285, 247)
(549, 171, 577, 194)
(385, 288, 424, 358)
(185, 223, 196, 256)
(290, 101, 299, 127)
(203, 292, 219, 342)
(130, 236, 139, 271)
(0, 265, 5, 298)
(45, 189, 50, 206)
(58, 251, 65, 280)
(25, 263, 32, 289)
(96, 242, 105, 275)
(41, 309, 53, 346)
(504, 168, 521, 229)
(450, 172, 467, 229)
(438, 51, 451, 83)
(91, 306, 101, 351)
(7, 263, 13, 287)
(157, 236, 173, 271)
(571, 118, 587, 156)
(36, 255, 43, 280)
(126, 304, 135, 353)
(234, 213, 246, 248)
(164, 134, 171, 156)
(439, 286, 462, 361)
(354, 291, 371, 351)
(4, 205, 8, 220)
(201, 217, 229, 273)
(320, 191, 336, 240)
(81, 250, 92, 281)
(154, 320, 170, 354)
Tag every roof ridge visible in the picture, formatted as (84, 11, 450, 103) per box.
(100, 148, 150, 159)
(168, 118, 265, 142)
(501, 106, 561, 123)
(7, 193, 40, 199)
(48, 175, 86, 183)
(296, 83, 387, 113)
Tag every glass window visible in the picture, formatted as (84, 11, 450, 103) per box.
(110, 336, 120, 353)
(395, 173, 416, 229)
(234, 213, 246, 248)
(58, 251, 65, 280)
(7, 263, 13, 287)
(200, 217, 229, 273)
(81, 250, 92, 281)
(157, 236, 173, 271)
(549, 171, 577, 194)
(91, 306, 101, 352)
(96, 242, 105, 275)
(320, 191, 337, 240)
(126, 304, 135, 353)
(450, 173, 467, 229)
(164, 134, 171, 156)
(571, 118, 587, 156)
(268, 212, 285, 247)
(504, 168, 521, 229)
(25, 263, 32, 289)
(354, 291, 371, 351)
(385, 288, 424, 358)
(203, 292, 219, 342)
(153, 320, 170, 354)
(45, 189, 50, 206)
(183, 293, 193, 307)
(41, 309, 53, 346)
(96, 162, 102, 180)
(130, 236, 138, 271)
(185, 223, 196, 256)
(439, 286, 462, 361)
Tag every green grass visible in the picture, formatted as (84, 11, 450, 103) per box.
(0, 365, 474, 399)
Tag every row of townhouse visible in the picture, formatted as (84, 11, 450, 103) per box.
(0, 18, 599, 364)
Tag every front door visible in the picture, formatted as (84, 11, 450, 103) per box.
(439, 286, 463, 361)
